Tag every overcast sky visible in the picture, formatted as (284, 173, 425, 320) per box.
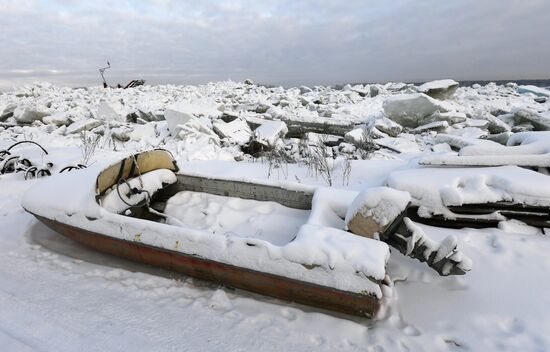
(1, 0, 549, 89)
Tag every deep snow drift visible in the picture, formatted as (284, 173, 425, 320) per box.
(1, 79, 550, 351)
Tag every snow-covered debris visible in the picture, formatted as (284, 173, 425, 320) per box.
(382, 93, 452, 127)
(213, 118, 252, 145)
(511, 108, 550, 131)
(434, 133, 501, 150)
(512, 123, 534, 132)
(110, 126, 133, 142)
(465, 132, 542, 155)
(304, 132, 342, 147)
(283, 224, 389, 281)
(400, 218, 472, 275)
(420, 153, 550, 167)
(422, 131, 550, 167)
(464, 119, 489, 128)
(417, 79, 459, 100)
(252, 120, 288, 148)
(42, 112, 72, 126)
(425, 111, 467, 125)
(164, 106, 192, 136)
(447, 126, 488, 139)
(177, 118, 220, 144)
(411, 120, 449, 134)
(375, 135, 420, 154)
(345, 187, 411, 237)
(485, 131, 512, 145)
(344, 127, 369, 145)
(387, 166, 550, 218)
(164, 102, 222, 136)
(0, 104, 16, 121)
(517, 85, 550, 97)
(372, 117, 402, 137)
(65, 118, 103, 134)
(94, 101, 124, 122)
(498, 219, 543, 235)
(14, 107, 49, 124)
(478, 113, 511, 133)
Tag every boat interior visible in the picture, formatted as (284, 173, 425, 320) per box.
(96, 149, 316, 246)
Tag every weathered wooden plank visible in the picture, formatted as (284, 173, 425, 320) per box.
(175, 174, 314, 210)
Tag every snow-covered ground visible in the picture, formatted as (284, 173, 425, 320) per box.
(1, 80, 550, 351)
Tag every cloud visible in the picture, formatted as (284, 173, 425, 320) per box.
(0, 0, 549, 89)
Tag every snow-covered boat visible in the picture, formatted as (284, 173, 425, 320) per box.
(22, 150, 394, 318)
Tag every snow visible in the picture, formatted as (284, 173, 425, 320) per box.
(420, 131, 550, 167)
(65, 118, 103, 134)
(387, 166, 550, 217)
(343, 127, 367, 145)
(284, 224, 389, 280)
(253, 120, 288, 147)
(14, 108, 48, 123)
(411, 120, 449, 133)
(164, 102, 222, 136)
(164, 191, 310, 246)
(372, 117, 402, 137)
(212, 118, 252, 145)
(345, 187, 411, 228)
(94, 101, 124, 122)
(2, 80, 550, 350)
(42, 112, 72, 126)
(375, 135, 421, 154)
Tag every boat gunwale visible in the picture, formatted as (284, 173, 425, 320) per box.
(31, 212, 382, 318)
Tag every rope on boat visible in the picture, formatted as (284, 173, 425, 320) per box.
(113, 153, 151, 209)
(115, 177, 151, 209)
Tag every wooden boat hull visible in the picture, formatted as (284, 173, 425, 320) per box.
(32, 213, 381, 318)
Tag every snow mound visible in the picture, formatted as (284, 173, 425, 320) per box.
(253, 120, 288, 147)
(283, 224, 389, 281)
(345, 187, 411, 229)
(164, 190, 309, 246)
(387, 166, 550, 217)
(421, 131, 550, 167)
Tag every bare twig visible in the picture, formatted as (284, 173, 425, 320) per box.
(80, 131, 101, 166)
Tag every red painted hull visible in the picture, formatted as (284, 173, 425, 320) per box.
(32, 214, 381, 318)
